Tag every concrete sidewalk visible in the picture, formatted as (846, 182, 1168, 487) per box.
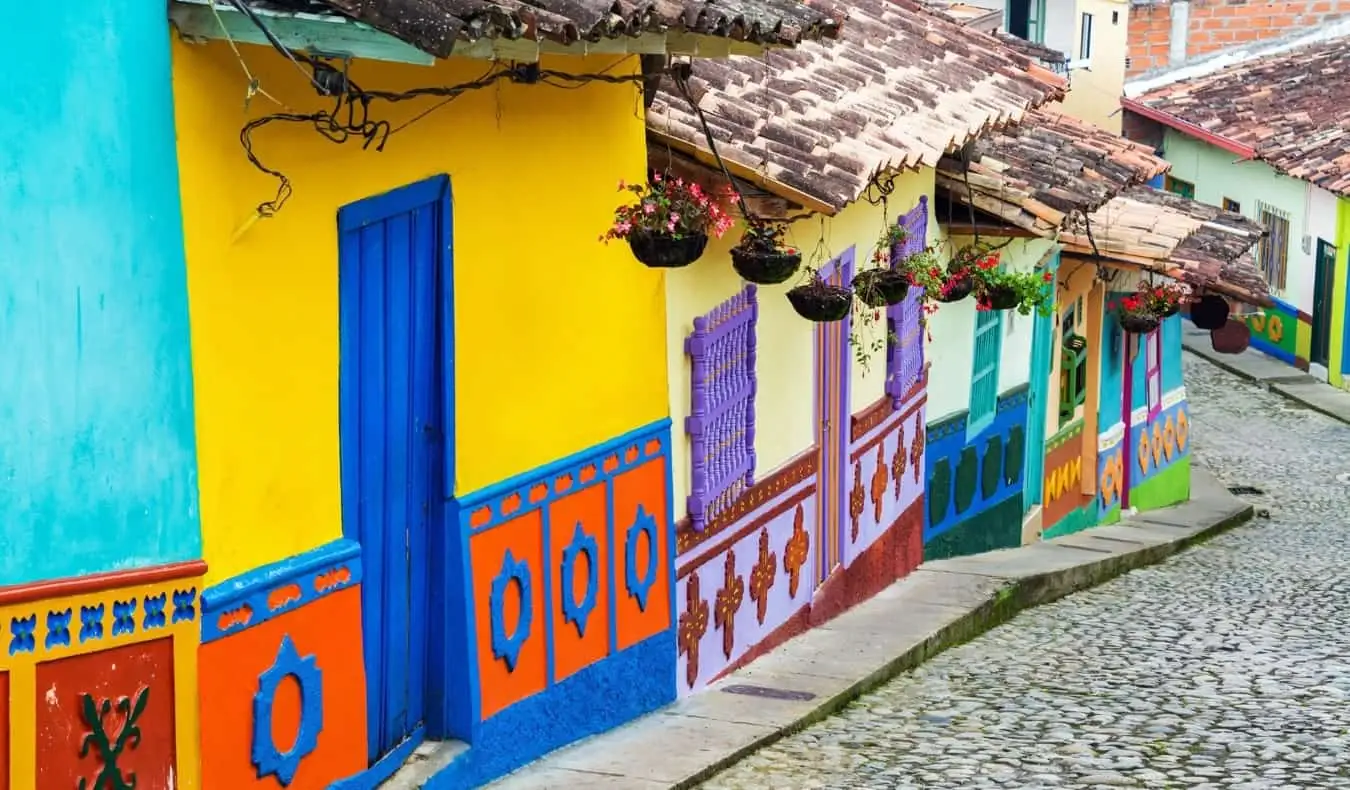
(1182, 324, 1350, 425)
(483, 468, 1254, 790)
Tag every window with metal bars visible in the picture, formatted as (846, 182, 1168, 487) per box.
(968, 308, 1003, 437)
(684, 284, 758, 532)
(1256, 202, 1290, 292)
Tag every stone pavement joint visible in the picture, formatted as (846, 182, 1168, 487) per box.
(485, 469, 1253, 790)
(1181, 323, 1350, 425)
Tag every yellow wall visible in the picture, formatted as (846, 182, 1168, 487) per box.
(173, 42, 665, 583)
(1061, 0, 1129, 133)
(664, 171, 931, 512)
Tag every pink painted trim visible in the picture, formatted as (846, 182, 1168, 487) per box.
(1120, 98, 1257, 159)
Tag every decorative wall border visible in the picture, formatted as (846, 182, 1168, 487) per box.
(676, 450, 817, 555)
(851, 390, 927, 461)
(926, 384, 1029, 442)
(201, 539, 362, 643)
(676, 485, 815, 581)
(850, 368, 929, 443)
(463, 421, 670, 533)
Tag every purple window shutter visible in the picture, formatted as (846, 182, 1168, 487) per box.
(685, 285, 758, 532)
(887, 196, 929, 407)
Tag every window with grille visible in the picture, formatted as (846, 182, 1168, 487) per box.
(886, 197, 928, 407)
(1256, 202, 1291, 292)
(1164, 175, 1195, 199)
(1058, 300, 1088, 428)
(685, 285, 758, 532)
(969, 308, 1003, 436)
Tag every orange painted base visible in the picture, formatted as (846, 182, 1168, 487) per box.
(199, 585, 367, 789)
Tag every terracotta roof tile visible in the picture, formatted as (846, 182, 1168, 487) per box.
(1062, 187, 1271, 306)
(272, 0, 841, 58)
(936, 108, 1169, 233)
(1129, 34, 1350, 197)
(645, 0, 1065, 212)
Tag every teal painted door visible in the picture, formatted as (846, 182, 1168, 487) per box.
(1023, 251, 1059, 512)
(339, 175, 451, 763)
(1312, 239, 1336, 368)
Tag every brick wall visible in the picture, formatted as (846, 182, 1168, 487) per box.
(1127, 0, 1350, 77)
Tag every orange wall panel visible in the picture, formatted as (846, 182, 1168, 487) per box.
(612, 456, 671, 651)
(548, 485, 610, 682)
(470, 512, 547, 720)
(199, 586, 367, 790)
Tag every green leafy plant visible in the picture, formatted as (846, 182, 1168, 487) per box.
(960, 244, 1054, 315)
(600, 172, 735, 242)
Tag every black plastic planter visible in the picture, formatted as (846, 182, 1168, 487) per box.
(1120, 312, 1161, 334)
(628, 230, 708, 268)
(731, 247, 803, 284)
(787, 282, 853, 322)
(852, 269, 910, 308)
(1159, 303, 1180, 318)
(1211, 319, 1251, 354)
(936, 277, 974, 303)
(981, 285, 1019, 311)
(1190, 294, 1230, 330)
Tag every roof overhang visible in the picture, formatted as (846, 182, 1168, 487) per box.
(1119, 97, 1257, 159)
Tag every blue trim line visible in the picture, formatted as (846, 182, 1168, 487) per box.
(200, 539, 363, 643)
(460, 419, 672, 532)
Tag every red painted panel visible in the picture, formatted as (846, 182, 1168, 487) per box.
(549, 485, 610, 682)
(36, 639, 175, 790)
(0, 672, 8, 790)
(470, 512, 547, 719)
(199, 586, 368, 790)
(613, 457, 670, 651)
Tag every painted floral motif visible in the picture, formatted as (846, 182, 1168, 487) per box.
(79, 687, 150, 790)
(1137, 429, 1151, 474)
(1163, 415, 1177, 462)
(891, 424, 907, 499)
(783, 505, 809, 598)
(849, 461, 866, 542)
(1177, 409, 1189, 451)
(749, 529, 777, 625)
(713, 551, 744, 660)
(678, 572, 709, 689)
(870, 444, 889, 523)
(910, 414, 925, 484)
(1151, 422, 1164, 467)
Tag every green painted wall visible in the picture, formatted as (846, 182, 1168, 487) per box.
(1130, 457, 1191, 512)
(924, 495, 1023, 561)
(1042, 502, 1098, 539)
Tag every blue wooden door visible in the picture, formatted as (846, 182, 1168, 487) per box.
(814, 249, 854, 583)
(338, 175, 450, 763)
(1023, 250, 1059, 512)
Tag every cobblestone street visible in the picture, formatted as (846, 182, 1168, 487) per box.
(700, 354, 1350, 790)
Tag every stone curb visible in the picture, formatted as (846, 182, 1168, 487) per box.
(1181, 344, 1350, 427)
(486, 471, 1254, 790)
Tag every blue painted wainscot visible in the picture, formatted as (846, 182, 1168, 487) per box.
(923, 386, 1029, 560)
(409, 418, 676, 790)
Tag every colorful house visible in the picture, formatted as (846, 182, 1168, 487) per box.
(4, 0, 847, 788)
(935, 109, 1271, 540)
(1122, 32, 1350, 386)
(645, 0, 1065, 693)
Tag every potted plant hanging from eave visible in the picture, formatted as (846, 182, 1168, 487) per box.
(731, 222, 803, 284)
(1141, 280, 1187, 318)
(1114, 292, 1162, 334)
(853, 224, 913, 308)
(601, 172, 734, 268)
(903, 248, 973, 304)
(961, 244, 1054, 315)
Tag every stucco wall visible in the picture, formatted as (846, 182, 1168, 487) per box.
(1061, 0, 1130, 132)
(173, 42, 664, 583)
(1162, 129, 1315, 308)
(664, 172, 931, 514)
(0, 5, 201, 585)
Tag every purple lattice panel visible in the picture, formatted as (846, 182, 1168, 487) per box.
(685, 285, 759, 532)
(888, 196, 928, 407)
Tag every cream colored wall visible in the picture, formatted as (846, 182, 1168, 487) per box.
(927, 235, 1053, 422)
(1062, 0, 1129, 133)
(665, 170, 933, 514)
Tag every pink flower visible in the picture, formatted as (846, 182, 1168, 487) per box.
(643, 202, 656, 215)
(670, 212, 681, 224)
(653, 172, 662, 182)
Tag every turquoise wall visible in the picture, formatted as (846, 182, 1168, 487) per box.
(0, 5, 200, 584)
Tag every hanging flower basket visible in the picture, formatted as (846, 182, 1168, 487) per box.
(1120, 312, 1161, 334)
(980, 285, 1021, 311)
(602, 171, 734, 269)
(1190, 294, 1231, 330)
(731, 223, 802, 284)
(628, 230, 709, 268)
(852, 268, 910, 308)
(935, 275, 974, 303)
(1211, 318, 1251, 354)
(787, 279, 853, 322)
(1159, 303, 1181, 318)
